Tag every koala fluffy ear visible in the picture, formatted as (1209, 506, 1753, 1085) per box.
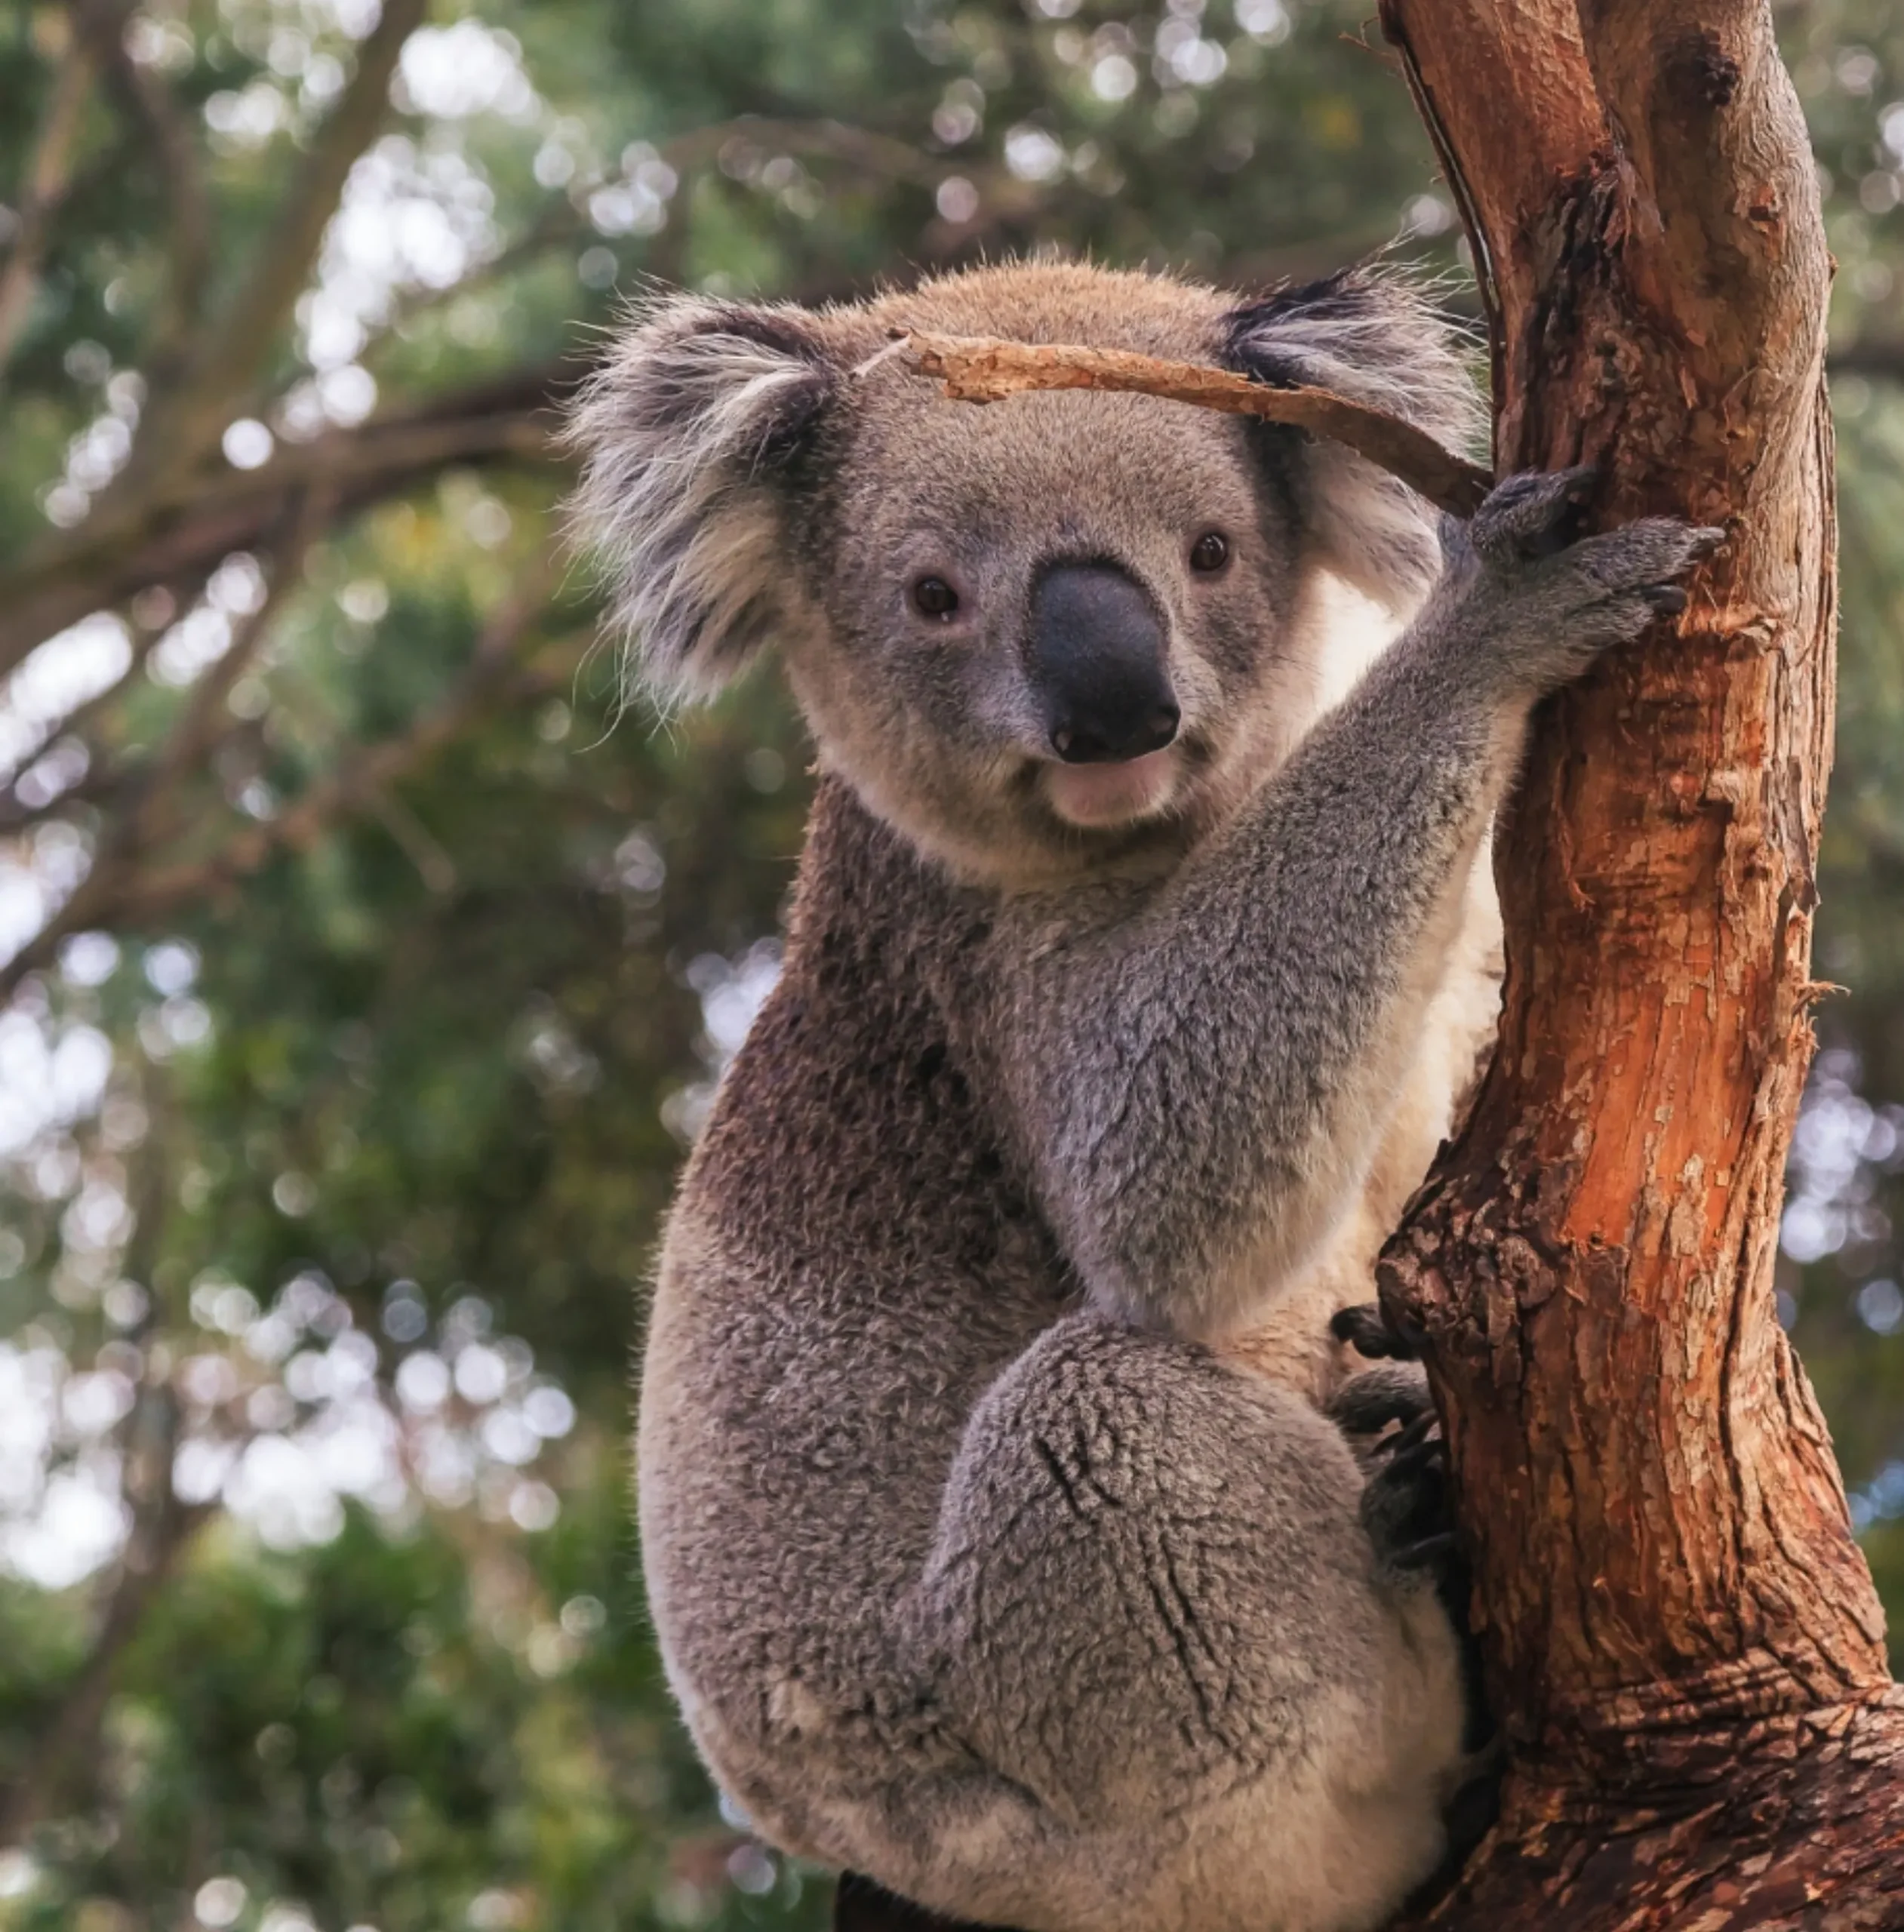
(568, 297, 838, 705)
(1220, 268, 1484, 611)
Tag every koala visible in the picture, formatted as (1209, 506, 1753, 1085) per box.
(571, 260, 1718, 1932)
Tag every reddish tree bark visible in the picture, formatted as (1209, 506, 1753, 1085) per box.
(1375, 0, 1904, 1924)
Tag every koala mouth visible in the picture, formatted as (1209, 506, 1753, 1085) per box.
(1042, 745, 1183, 829)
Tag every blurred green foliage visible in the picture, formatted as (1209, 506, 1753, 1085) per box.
(1, 2, 1902, 1929)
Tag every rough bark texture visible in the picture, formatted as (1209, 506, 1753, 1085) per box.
(1374, 0, 1904, 1924)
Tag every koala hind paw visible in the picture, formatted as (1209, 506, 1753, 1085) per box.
(1325, 1362, 1435, 1444)
(1361, 1417, 1457, 1581)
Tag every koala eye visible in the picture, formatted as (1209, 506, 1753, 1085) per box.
(912, 577, 960, 620)
(1189, 531, 1230, 574)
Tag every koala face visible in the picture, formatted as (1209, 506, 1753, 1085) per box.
(572, 262, 1478, 884)
(795, 344, 1309, 878)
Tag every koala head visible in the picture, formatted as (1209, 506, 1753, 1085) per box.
(571, 261, 1479, 886)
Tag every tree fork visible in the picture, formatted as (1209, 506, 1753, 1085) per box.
(1376, 0, 1904, 1922)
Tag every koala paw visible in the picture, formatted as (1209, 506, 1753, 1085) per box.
(1465, 465, 1598, 563)
(1447, 469, 1725, 697)
(1361, 1414, 1456, 1582)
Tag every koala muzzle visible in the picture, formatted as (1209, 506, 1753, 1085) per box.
(1029, 562, 1180, 765)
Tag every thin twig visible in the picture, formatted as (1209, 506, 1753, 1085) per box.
(660, 113, 945, 188)
(1829, 337, 1904, 383)
(0, 623, 170, 831)
(139, 489, 329, 807)
(125, 570, 565, 910)
(0, 1429, 209, 1842)
(0, 516, 322, 988)
(0, 1124, 208, 1847)
(1377, 4, 1503, 425)
(896, 329, 1493, 518)
(365, 113, 958, 359)
(365, 203, 587, 356)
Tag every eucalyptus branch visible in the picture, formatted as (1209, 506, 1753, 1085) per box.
(660, 113, 946, 188)
(121, 561, 566, 914)
(0, 625, 167, 832)
(0, 1411, 209, 1844)
(0, 1127, 205, 1849)
(896, 329, 1493, 517)
(365, 113, 959, 359)
(364, 202, 589, 358)
(135, 491, 329, 820)
(0, 521, 318, 988)
(1829, 336, 1904, 383)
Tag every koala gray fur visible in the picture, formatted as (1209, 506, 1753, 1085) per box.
(571, 260, 1717, 1932)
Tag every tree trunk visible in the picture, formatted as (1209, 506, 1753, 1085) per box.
(835, 5, 1904, 1928)
(1373, 0, 1904, 1924)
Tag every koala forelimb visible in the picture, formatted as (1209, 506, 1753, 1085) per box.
(989, 471, 1721, 1339)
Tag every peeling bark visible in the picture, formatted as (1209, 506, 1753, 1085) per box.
(1375, 0, 1903, 1924)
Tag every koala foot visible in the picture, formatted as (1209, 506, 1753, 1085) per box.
(1360, 1411, 1496, 1764)
(1331, 1299, 1427, 1361)
(1444, 1739, 1505, 1856)
(1445, 469, 1727, 696)
(1324, 1361, 1435, 1444)
(1361, 1414, 1456, 1583)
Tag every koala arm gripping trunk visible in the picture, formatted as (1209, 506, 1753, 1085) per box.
(994, 477, 1718, 1340)
(1000, 626, 1505, 1341)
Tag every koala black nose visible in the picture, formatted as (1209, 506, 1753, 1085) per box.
(1029, 562, 1180, 765)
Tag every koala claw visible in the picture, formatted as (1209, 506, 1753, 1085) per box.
(1378, 1411, 1441, 1463)
(1324, 1363, 1435, 1443)
(1564, 517, 1726, 623)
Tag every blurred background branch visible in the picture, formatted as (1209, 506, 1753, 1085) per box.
(69, 0, 212, 368)
(1835, 334, 1904, 380)
(0, 17, 91, 369)
(1, 2, 1902, 1929)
